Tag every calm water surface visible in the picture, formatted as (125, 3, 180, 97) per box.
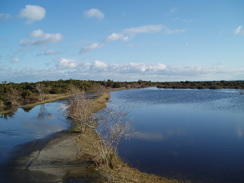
(107, 88, 244, 183)
(0, 101, 69, 165)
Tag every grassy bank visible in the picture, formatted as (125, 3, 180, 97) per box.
(0, 93, 72, 115)
(1, 89, 181, 182)
(21, 93, 73, 108)
(91, 92, 111, 112)
(76, 129, 180, 183)
(72, 91, 181, 183)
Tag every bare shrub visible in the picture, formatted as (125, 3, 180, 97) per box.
(6, 87, 21, 105)
(66, 87, 131, 169)
(66, 88, 96, 133)
(0, 100, 4, 108)
(82, 106, 131, 169)
(37, 104, 51, 120)
(36, 83, 50, 101)
(96, 85, 109, 97)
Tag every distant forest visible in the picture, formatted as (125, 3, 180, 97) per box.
(1, 79, 244, 109)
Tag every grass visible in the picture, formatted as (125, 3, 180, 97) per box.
(73, 91, 181, 183)
(76, 129, 180, 183)
(0, 108, 17, 115)
(21, 94, 73, 108)
(91, 92, 111, 112)
(0, 89, 184, 182)
(0, 93, 73, 115)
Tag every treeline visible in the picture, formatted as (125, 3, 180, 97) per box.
(0, 79, 154, 109)
(1, 79, 244, 110)
(157, 80, 244, 89)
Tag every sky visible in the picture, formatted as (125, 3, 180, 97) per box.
(0, 0, 244, 83)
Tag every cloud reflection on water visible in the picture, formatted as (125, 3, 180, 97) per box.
(132, 129, 185, 141)
(22, 121, 64, 138)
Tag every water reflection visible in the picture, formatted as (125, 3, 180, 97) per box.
(132, 129, 186, 141)
(0, 101, 68, 164)
(132, 132, 164, 141)
(37, 104, 52, 120)
(22, 106, 34, 113)
(0, 107, 18, 120)
(236, 127, 244, 138)
(109, 88, 244, 183)
(235, 121, 244, 139)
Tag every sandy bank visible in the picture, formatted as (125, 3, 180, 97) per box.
(2, 91, 181, 183)
(7, 132, 101, 183)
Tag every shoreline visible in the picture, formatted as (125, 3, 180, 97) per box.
(2, 90, 181, 183)
(3, 131, 101, 183)
(0, 91, 112, 183)
(0, 93, 73, 115)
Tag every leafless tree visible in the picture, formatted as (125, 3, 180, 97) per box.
(79, 106, 131, 169)
(66, 86, 131, 169)
(36, 83, 48, 101)
(6, 87, 21, 105)
(66, 88, 96, 133)
(37, 104, 51, 120)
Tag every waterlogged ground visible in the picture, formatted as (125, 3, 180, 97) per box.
(108, 88, 244, 183)
(1, 89, 244, 182)
(0, 101, 69, 165)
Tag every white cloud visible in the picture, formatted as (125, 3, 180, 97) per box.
(79, 61, 168, 75)
(2, 61, 244, 82)
(80, 42, 103, 54)
(123, 24, 184, 35)
(170, 8, 178, 14)
(83, 8, 104, 20)
(11, 57, 20, 63)
(37, 50, 58, 56)
(124, 63, 167, 73)
(19, 5, 46, 24)
(183, 19, 194, 23)
(0, 14, 11, 22)
(55, 58, 77, 69)
(30, 29, 44, 37)
(20, 29, 63, 46)
(80, 24, 184, 54)
(124, 25, 163, 34)
(80, 33, 129, 54)
(234, 26, 244, 35)
(85, 60, 108, 71)
(75, 61, 244, 81)
(106, 33, 129, 41)
(162, 27, 185, 34)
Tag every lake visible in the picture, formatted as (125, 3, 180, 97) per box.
(0, 101, 69, 166)
(107, 88, 244, 183)
(1, 88, 244, 183)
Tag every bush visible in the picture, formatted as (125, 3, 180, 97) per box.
(21, 90, 34, 98)
(66, 88, 95, 133)
(0, 100, 4, 108)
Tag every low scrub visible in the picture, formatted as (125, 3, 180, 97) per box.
(66, 87, 129, 169)
(66, 88, 180, 182)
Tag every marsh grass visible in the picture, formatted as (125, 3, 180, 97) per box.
(68, 90, 181, 183)
(76, 128, 180, 183)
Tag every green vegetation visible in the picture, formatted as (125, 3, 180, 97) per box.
(157, 80, 244, 89)
(67, 89, 180, 183)
(1, 79, 243, 113)
(0, 79, 155, 112)
(1, 79, 242, 181)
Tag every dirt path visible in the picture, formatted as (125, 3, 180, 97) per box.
(6, 132, 101, 183)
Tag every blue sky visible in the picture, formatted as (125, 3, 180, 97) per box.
(0, 0, 244, 82)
